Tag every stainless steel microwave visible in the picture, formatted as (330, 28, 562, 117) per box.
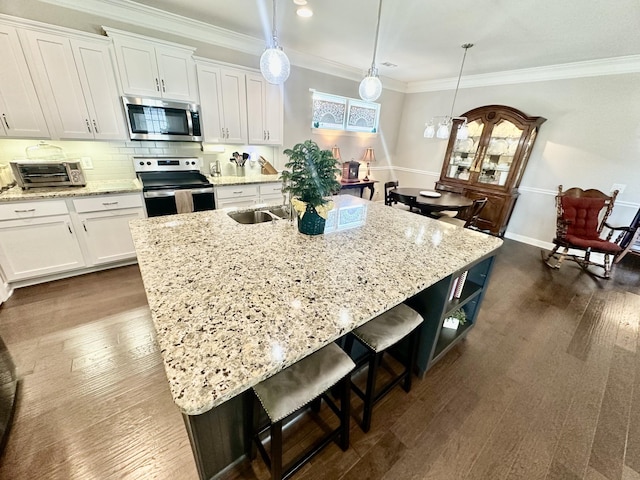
(122, 96, 202, 142)
(10, 160, 86, 189)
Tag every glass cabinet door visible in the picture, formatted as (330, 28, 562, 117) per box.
(443, 119, 485, 181)
(474, 119, 523, 187)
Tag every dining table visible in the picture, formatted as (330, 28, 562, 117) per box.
(389, 187, 473, 216)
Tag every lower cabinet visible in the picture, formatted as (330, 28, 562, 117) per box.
(214, 182, 284, 209)
(0, 193, 145, 284)
(74, 195, 145, 265)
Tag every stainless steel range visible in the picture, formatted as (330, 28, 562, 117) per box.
(134, 156, 215, 217)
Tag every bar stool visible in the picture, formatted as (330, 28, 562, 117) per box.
(249, 343, 355, 480)
(345, 303, 423, 432)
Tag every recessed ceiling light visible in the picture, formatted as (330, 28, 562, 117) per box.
(293, 0, 307, 5)
(296, 6, 313, 17)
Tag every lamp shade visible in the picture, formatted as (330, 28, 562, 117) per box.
(260, 46, 290, 84)
(359, 72, 382, 102)
(331, 145, 341, 161)
(361, 147, 376, 163)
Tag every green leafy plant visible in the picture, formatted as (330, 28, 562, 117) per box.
(280, 140, 341, 208)
(448, 308, 467, 325)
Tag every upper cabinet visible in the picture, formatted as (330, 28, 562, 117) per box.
(437, 105, 546, 236)
(246, 73, 283, 145)
(105, 28, 198, 103)
(195, 60, 284, 145)
(0, 24, 49, 138)
(19, 29, 125, 140)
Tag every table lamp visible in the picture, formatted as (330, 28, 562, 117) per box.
(361, 147, 376, 181)
(331, 145, 341, 162)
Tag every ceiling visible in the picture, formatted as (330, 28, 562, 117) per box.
(125, 0, 640, 84)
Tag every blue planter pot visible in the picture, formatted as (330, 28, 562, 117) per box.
(298, 204, 325, 235)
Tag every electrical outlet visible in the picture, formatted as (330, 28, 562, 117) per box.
(611, 183, 626, 195)
(81, 157, 93, 169)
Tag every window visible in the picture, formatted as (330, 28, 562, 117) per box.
(311, 91, 380, 134)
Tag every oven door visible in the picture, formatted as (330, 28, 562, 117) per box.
(143, 187, 215, 217)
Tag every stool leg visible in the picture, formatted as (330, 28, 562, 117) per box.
(243, 390, 257, 459)
(339, 376, 351, 451)
(362, 352, 381, 433)
(271, 420, 283, 480)
(403, 328, 419, 393)
(310, 397, 322, 413)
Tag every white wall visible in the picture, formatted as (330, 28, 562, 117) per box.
(395, 73, 640, 245)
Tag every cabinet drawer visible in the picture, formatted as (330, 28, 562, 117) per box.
(73, 194, 143, 213)
(0, 200, 68, 221)
(215, 185, 259, 199)
(259, 183, 283, 196)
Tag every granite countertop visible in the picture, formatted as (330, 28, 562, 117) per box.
(208, 174, 281, 186)
(0, 179, 142, 202)
(129, 196, 503, 415)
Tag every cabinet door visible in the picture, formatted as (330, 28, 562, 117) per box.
(0, 215, 85, 281)
(155, 46, 197, 102)
(0, 25, 49, 138)
(112, 37, 161, 98)
(263, 82, 283, 145)
(246, 73, 266, 144)
(20, 30, 94, 139)
(78, 208, 145, 265)
(196, 64, 224, 142)
(72, 39, 126, 140)
(219, 69, 247, 144)
(473, 118, 524, 188)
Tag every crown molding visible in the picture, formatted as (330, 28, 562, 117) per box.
(35, 0, 640, 93)
(406, 55, 640, 93)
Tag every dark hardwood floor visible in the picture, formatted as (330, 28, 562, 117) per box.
(0, 239, 639, 480)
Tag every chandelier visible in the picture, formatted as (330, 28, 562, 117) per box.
(424, 43, 474, 140)
(260, 0, 291, 84)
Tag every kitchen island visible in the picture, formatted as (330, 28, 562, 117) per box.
(129, 196, 502, 479)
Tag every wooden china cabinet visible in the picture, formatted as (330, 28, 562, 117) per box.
(436, 105, 546, 236)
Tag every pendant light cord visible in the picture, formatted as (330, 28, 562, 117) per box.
(370, 0, 383, 69)
(272, 0, 278, 44)
(449, 43, 473, 118)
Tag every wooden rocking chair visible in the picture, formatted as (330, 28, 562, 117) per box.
(541, 185, 634, 279)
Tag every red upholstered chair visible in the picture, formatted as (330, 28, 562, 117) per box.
(542, 185, 628, 279)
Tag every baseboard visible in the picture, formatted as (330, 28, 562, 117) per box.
(504, 231, 554, 250)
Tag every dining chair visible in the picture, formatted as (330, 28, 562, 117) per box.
(432, 183, 466, 218)
(541, 185, 631, 279)
(437, 197, 487, 229)
(384, 181, 399, 206)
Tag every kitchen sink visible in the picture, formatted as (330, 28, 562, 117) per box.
(265, 206, 293, 220)
(227, 210, 275, 224)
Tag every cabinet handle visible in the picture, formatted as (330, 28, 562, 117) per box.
(82, 220, 87, 232)
(85, 119, 91, 133)
(232, 190, 243, 194)
(2, 114, 9, 130)
(263, 130, 267, 140)
(267, 130, 270, 140)
(14, 208, 35, 213)
(92, 119, 99, 133)
(67, 223, 73, 234)
(161, 79, 166, 92)
(155, 78, 160, 92)
(102, 201, 119, 206)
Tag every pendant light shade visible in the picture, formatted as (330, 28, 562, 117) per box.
(424, 44, 474, 140)
(261, 0, 290, 84)
(359, 0, 384, 102)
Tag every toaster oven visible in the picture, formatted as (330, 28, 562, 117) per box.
(10, 160, 86, 189)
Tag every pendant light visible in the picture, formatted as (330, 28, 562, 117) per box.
(424, 43, 474, 140)
(359, 0, 383, 102)
(260, 0, 291, 85)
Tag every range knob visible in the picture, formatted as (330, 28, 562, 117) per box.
(139, 161, 144, 166)
(147, 161, 152, 165)
(191, 161, 196, 165)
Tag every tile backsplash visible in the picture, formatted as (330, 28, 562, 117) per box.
(0, 139, 279, 181)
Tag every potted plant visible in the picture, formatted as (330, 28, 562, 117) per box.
(443, 308, 467, 329)
(280, 140, 341, 235)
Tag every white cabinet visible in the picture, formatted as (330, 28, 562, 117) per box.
(107, 28, 197, 102)
(73, 194, 145, 265)
(19, 30, 125, 140)
(196, 62, 248, 144)
(215, 185, 259, 209)
(0, 24, 49, 138)
(246, 73, 283, 145)
(259, 182, 285, 203)
(0, 201, 85, 282)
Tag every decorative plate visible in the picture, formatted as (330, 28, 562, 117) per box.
(420, 190, 441, 198)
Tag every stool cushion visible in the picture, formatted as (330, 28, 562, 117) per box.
(253, 343, 355, 423)
(353, 303, 424, 352)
